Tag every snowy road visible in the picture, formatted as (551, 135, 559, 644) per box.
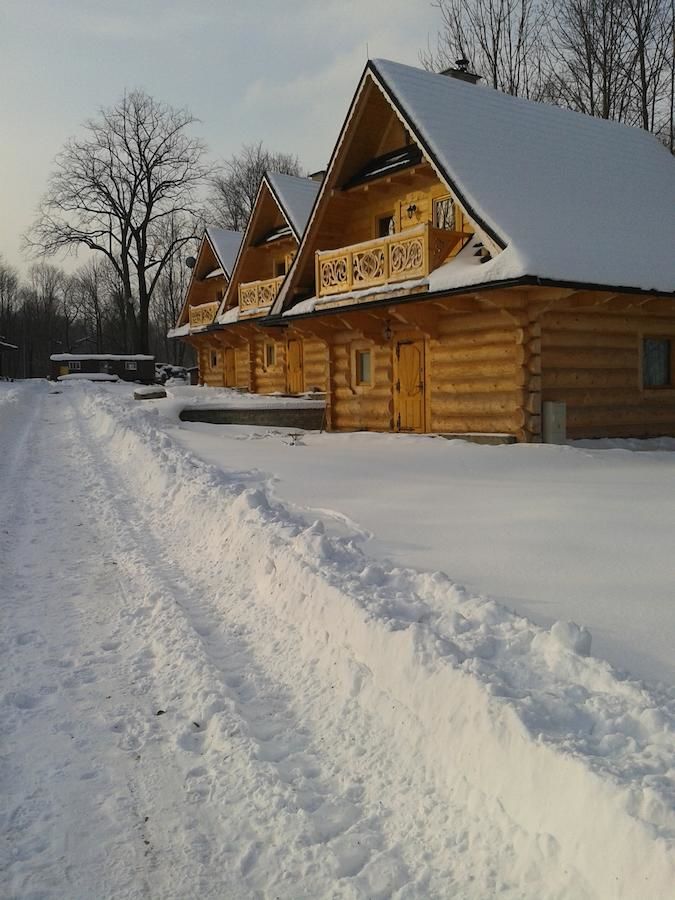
(2, 383, 674, 899)
(0, 386, 530, 898)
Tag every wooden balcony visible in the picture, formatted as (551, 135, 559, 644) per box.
(238, 275, 284, 315)
(315, 222, 466, 299)
(189, 301, 219, 330)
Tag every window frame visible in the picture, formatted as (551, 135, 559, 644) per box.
(376, 213, 396, 239)
(350, 341, 374, 392)
(68, 360, 81, 371)
(263, 341, 277, 371)
(124, 360, 138, 371)
(432, 194, 457, 231)
(641, 335, 674, 391)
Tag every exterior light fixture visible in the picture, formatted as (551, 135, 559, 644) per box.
(407, 204, 417, 219)
(383, 321, 393, 341)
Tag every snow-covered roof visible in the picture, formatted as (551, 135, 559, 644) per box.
(369, 59, 675, 295)
(266, 173, 321, 241)
(50, 354, 154, 361)
(205, 227, 243, 278)
(0, 338, 18, 350)
(167, 324, 190, 339)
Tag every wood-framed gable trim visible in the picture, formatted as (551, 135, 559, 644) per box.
(176, 229, 234, 328)
(216, 173, 300, 321)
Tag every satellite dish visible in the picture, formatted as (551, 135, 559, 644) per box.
(186, 256, 196, 269)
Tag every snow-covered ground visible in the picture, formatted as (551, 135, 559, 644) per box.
(2, 380, 674, 899)
(163, 385, 675, 686)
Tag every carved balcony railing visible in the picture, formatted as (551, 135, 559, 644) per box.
(315, 222, 464, 299)
(238, 275, 284, 315)
(189, 301, 219, 330)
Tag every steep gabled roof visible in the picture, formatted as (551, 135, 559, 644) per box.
(266, 172, 321, 241)
(205, 226, 244, 279)
(215, 173, 321, 321)
(273, 59, 675, 316)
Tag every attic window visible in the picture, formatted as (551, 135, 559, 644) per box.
(342, 144, 423, 190)
(68, 360, 81, 370)
(255, 224, 293, 246)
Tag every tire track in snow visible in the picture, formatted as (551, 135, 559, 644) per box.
(1, 386, 156, 900)
(67, 391, 422, 898)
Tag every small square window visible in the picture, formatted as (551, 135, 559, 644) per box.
(355, 349, 372, 386)
(265, 343, 276, 369)
(643, 338, 671, 388)
(124, 360, 137, 371)
(210, 352, 218, 368)
(274, 260, 286, 277)
(68, 360, 81, 370)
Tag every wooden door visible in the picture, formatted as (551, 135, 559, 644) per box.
(223, 347, 236, 387)
(395, 339, 425, 432)
(286, 339, 304, 394)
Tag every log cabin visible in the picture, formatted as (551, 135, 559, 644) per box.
(208, 172, 326, 394)
(267, 59, 675, 441)
(168, 226, 243, 386)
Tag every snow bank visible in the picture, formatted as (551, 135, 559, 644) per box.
(76, 384, 675, 898)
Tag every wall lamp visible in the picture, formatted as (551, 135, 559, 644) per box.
(406, 203, 417, 219)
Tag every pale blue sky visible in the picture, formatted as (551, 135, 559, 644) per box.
(0, 0, 441, 272)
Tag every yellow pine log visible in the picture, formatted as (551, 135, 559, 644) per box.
(544, 349, 636, 369)
(436, 328, 519, 348)
(541, 331, 637, 350)
(431, 415, 520, 433)
(438, 310, 529, 332)
(431, 376, 523, 394)
(432, 392, 520, 415)
(567, 406, 675, 427)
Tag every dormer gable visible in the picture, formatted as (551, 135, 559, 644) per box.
(176, 226, 242, 330)
(216, 173, 321, 321)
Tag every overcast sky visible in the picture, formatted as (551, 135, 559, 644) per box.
(0, 0, 441, 273)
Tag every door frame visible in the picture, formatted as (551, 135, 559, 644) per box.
(393, 332, 428, 433)
(286, 337, 304, 394)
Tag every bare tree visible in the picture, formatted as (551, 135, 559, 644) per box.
(26, 90, 210, 353)
(421, 0, 551, 98)
(207, 141, 301, 231)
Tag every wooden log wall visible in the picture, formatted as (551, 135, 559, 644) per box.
(337, 178, 470, 250)
(197, 343, 224, 388)
(302, 337, 328, 392)
(541, 307, 675, 438)
(429, 310, 525, 437)
(329, 337, 392, 431)
(251, 335, 287, 394)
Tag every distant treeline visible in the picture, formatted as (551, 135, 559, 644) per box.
(0, 255, 194, 379)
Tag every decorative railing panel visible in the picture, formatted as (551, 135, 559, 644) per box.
(189, 301, 219, 329)
(238, 275, 285, 314)
(316, 223, 456, 298)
